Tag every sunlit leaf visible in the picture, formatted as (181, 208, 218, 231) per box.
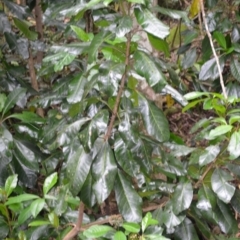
(199, 145, 220, 166)
(83, 225, 114, 238)
(211, 168, 235, 203)
(2, 88, 26, 116)
(66, 143, 93, 196)
(13, 18, 38, 41)
(43, 172, 58, 195)
(30, 198, 45, 218)
(92, 141, 117, 203)
(9, 111, 45, 124)
(172, 181, 193, 214)
(174, 218, 200, 240)
(4, 174, 18, 197)
(228, 131, 240, 160)
(138, 96, 170, 142)
(134, 7, 169, 39)
(115, 170, 142, 222)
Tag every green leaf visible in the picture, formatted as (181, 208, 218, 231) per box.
(4, 174, 18, 197)
(88, 30, 112, 63)
(199, 56, 225, 80)
(127, 0, 145, 4)
(134, 50, 167, 86)
(5, 194, 39, 205)
(0, 216, 9, 239)
(83, 225, 114, 238)
(230, 58, 240, 82)
(148, 34, 170, 57)
(66, 143, 93, 196)
(13, 139, 40, 188)
(199, 145, 220, 166)
(30, 198, 45, 218)
(197, 185, 217, 210)
(174, 218, 200, 240)
(18, 205, 33, 225)
(231, 189, 240, 213)
(116, 15, 132, 37)
(9, 111, 45, 124)
(2, 88, 26, 116)
(114, 231, 127, 240)
(28, 220, 51, 227)
(13, 18, 38, 41)
(183, 91, 210, 100)
(43, 172, 58, 195)
(92, 141, 117, 203)
(172, 181, 193, 214)
(139, 97, 170, 142)
(115, 170, 142, 222)
(122, 222, 140, 233)
(142, 212, 158, 232)
(54, 52, 75, 72)
(228, 131, 240, 159)
(67, 73, 87, 104)
(214, 199, 238, 234)
(162, 208, 185, 228)
(134, 7, 169, 39)
(211, 168, 235, 203)
(213, 31, 227, 49)
(0, 93, 7, 113)
(48, 212, 59, 228)
(208, 125, 232, 139)
(70, 25, 92, 42)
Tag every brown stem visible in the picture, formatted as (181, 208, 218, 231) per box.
(104, 32, 131, 141)
(63, 202, 85, 240)
(35, 0, 44, 63)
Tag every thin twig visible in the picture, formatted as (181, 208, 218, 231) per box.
(63, 202, 85, 240)
(200, 0, 227, 99)
(104, 3, 132, 141)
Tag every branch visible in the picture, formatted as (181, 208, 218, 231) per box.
(63, 202, 85, 240)
(104, 4, 131, 141)
(200, 0, 227, 99)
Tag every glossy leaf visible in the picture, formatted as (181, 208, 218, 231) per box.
(114, 231, 126, 240)
(228, 130, 240, 160)
(134, 50, 167, 87)
(43, 172, 58, 195)
(2, 88, 26, 116)
(116, 15, 132, 37)
(88, 30, 112, 63)
(66, 143, 93, 196)
(138, 97, 170, 142)
(70, 25, 92, 42)
(92, 141, 117, 203)
(208, 125, 232, 139)
(9, 111, 45, 124)
(199, 56, 225, 81)
(67, 73, 87, 104)
(211, 168, 235, 203)
(4, 174, 18, 197)
(115, 170, 142, 222)
(214, 199, 238, 234)
(13, 18, 38, 41)
(174, 218, 200, 240)
(199, 145, 220, 166)
(122, 222, 140, 233)
(54, 52, 75, 72)
(213, 31, 227, 49)
(197, 185, 216, 210)
(142, 212, 158, 232)
(230, 58, 240, 82)
(5, 194, 39, 205)
(162, 208, 185, 229)
(0, 216, 9, 239)
(172, 181, 193, 214)
(134, 7, 169, 39)
(83, 225, 114, 238)
(30, 198, 45, 218)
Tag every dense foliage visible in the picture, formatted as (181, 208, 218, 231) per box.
(1, 0, 240, 239)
